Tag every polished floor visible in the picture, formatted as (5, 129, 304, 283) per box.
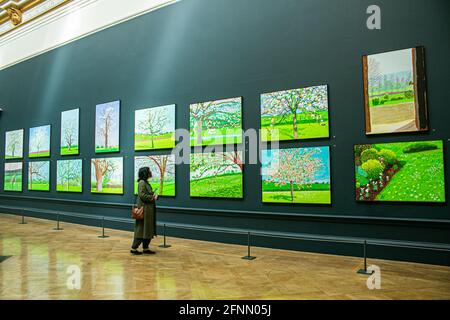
(0, 213, 449, 300)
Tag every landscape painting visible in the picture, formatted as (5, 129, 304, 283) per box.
(91, 157, 123, 194)
(29, 125, 51, 158)
(261, 85, 329, 142)
(5, 129, 24, 160)
(190, 151, 243, 198)
(134, 104, 176, 151)
(355, 140, 445, 202)
(190, 97, 242, 146)
(28, 161, 50, 191)
(4, 162, 23, 192)
(95, 101, 120, 153)
(134, 155, 175, 196)
(61, 108, 79, 155)
(57, 159, 83, 193)
(262, 147, 331, 204)
(363, 47, 428, 135)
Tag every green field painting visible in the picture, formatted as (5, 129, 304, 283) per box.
(95, 101, 120, 153)
(29, 125, 51, 158)
(190, 97, 242, 147)
(57, 159, 83, 193)
(262, 147, 331, 204)
(61, 109, 80, 155)
(190, 151, 243, 198)
(261, 85, 329, 142)
(135, 105, 176, 151)
(134, 155, 176, 196)
(91, 157, 123, 194)
(4, 162, 23, 192)
(28, 161, 50, 191)
(5, 129, 24, 160)
(355, 140, 445, 202)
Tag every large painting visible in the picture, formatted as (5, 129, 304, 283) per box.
(57, 159, 83, 193)
(134, 155, 175, 196)
(91, 157, 123, 194)
(363, 47, 428, 135)
(190, 151, 243, 198)
(28, 161, 50, 191)
(4, 162, 23, 192)
(95, 101, 120, 153)
(29, 125, 51, 158)
(261, 85, 329, 142)
(355, 140, 445, 202)
(262, 147, 331, 204)
(61, 108, 80, 155)
(5, 129, 24, 160)
(134, 104, 176, 151)
(190, 97, 242, 146)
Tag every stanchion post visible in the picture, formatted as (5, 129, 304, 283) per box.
(159, 224, 171, 248)
(98, 217, 109, 238)
(357, 240, 373, 275)
(242, 232, 256, 260)
(53, 213, 63, 231)
(18, 209, 27, 225)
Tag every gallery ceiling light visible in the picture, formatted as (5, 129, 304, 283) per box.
(0, 0, 72, 36)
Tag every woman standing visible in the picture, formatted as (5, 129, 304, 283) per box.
(131, 167, 158, 255)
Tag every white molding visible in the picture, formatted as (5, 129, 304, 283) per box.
(0, 0, 179, 71)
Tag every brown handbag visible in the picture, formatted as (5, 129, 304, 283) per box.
(131, 195, 144, 220)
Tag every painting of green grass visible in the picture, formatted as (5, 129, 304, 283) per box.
(135, 104, 175, 151)
(95, 101, 120, 153)
(28, 161, 50, 191)
(4, 162, 23, 192)
(190, 97, 242, 147)
(355, 140, 445, 202)
(5, 129, 23, 160)
(261, 85, 329, 142)
(61, 108, 79, 155)
(57, 159, 83, 193)
(29, 125, 51, 158)
(134, 155, 175, 196)
(262, 147, 331, 204)
(190, 151, 243, 198)
(91, 157, 123, 194)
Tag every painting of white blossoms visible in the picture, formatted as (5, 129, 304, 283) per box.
(91, 157, 123, 194)
(57, 159, 83, 193)
(61, 108, 79, 155)
(262, 147, 331, 204)
(5, 129, 24, 160)
(29, 125, 51, 158)
(134, 155, 175, 196)
(28, 161, 50, 191)
(95, 101, 120, 153)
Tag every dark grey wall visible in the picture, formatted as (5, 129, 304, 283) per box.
(0, 0, 449, 264)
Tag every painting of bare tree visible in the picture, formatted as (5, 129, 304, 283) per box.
(91, 157, 123, 194)
(4, 162, 23, 192)
(61, 109, 79, 155)
(5, 129, 24, 160)
(135, 104, 176, 151)
(57, 159, 83, 193)
(134, 155, 175, 196)
(95, 101, 120, 153)
(29, 125, 51, 158)
(28, 161, 50, 191)
(190, 97, 242, 146)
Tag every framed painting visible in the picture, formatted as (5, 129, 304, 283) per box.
(56, 159, 83, 193)
(61, 108, 80, 155)
(95, 101, 120, 153)
(5, 129, 24, 160)
(4, 162, 23, 192)
(134, 155, 175, 196)
(91, 157, 123, 194)
(29, 125, 51, 158)
(28, 161, 50, 191)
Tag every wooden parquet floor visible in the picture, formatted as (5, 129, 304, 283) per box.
(0, 213, 449, 300)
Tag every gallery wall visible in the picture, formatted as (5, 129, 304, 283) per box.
(0, 0, 449, 264)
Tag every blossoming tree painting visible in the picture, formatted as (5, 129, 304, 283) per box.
(261, 85, 329, 142)
(29, 125, 51, 158)
(190, 97, 242, 147)
(5, 129, 24, 160)
(262, 147, 331, 204)
(355, 140, 445, 202)
(4, 162, 23, 192)
(28, 161, 50, 191)
(95, 101, 120, 153)
(134, 155, 175, 196)
(57, 159, 83, 193)
(91, 157, 123, 194)
(135, 104, 176, 151)
(190, 151, 243, 198)
(363, 47, 428, 135)
(61, 108, 79, 155)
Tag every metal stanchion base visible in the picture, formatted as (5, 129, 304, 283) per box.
(18, 222, 27, 225)
(53, 228, 63, 231)
(242, 256, 256, 260)
(357, 269, 374, 275)
(98, 235, 110, 238)
(159, 244, 171, 248)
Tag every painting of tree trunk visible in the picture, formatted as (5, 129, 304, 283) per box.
(28, 161, 50, 191)
(56, 159, 83, 193)
(134, 155, 176, 196)
(5, 129, 24, 160)
(61, 108, 79, 155)
(4, 162, 23, 192)
(29, 125, 51, 158)
(95, 101, 120, 153)
(91, 157, 123, 194)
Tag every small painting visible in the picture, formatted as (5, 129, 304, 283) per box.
(61, 108, 80, 155)
(29, 125, 51, 158)
(56, 159, 83, 193)
(28, 161, 50, 191)
(91, 157, 123, 194)
(4, 162, 23, 192)
(95, 101, 120, 153)
(5, 129, 24, 160)
(134, 155, 176, 196)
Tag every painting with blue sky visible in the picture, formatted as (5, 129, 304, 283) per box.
(95, 101, 120, 153)
(29, 125, 51, 158)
